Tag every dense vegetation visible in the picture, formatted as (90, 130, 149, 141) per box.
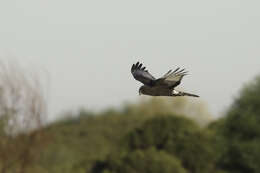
(1, 76, 260, 173)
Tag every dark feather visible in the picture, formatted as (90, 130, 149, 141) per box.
(131, 62, 156, 86)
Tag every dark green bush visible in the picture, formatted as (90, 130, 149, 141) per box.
(213, 76, 260, 173)
(118, 115, 216, 173)
(96, 148, 187, 173)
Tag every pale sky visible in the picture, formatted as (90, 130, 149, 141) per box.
(0, 0, 260, 121)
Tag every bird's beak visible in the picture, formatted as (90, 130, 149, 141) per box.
(139, 90, 141, 96)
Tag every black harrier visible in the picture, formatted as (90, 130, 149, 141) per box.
(131, 62, 199, 97)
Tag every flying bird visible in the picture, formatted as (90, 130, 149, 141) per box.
(131, 62, 199, 97)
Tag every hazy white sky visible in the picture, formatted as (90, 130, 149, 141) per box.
(0, 0, 260, 120)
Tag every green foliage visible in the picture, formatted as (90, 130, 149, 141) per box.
(3, 75, 260, 173)
(124, 116, 216, 173)
(0, 98, 217, 173)
(37, 112, 142, 173)
(98, 148, 187, 173)
(126, 115, 199, 150)
(212, 76, 260, 173)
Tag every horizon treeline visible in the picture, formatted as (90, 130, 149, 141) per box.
(0, 62, 260, 173)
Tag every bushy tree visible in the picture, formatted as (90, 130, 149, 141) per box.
(213, 76, 260, 173)
(94, 148, 187, 173)
(98, 115, 216, 173)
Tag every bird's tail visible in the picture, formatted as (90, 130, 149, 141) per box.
(178, 91, 199, 97)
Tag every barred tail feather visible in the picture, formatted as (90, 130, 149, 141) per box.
(180, 91, 199, 97)
(173, 90, 199, 97)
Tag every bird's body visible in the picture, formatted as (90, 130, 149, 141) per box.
(131, 62, 199, 97)
(139, 85, 198, 97)
(139, 85, 172, 96)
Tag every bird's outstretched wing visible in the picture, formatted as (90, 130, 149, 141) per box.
(131, 62, 156, 86)
(156, 67, 188, 88)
